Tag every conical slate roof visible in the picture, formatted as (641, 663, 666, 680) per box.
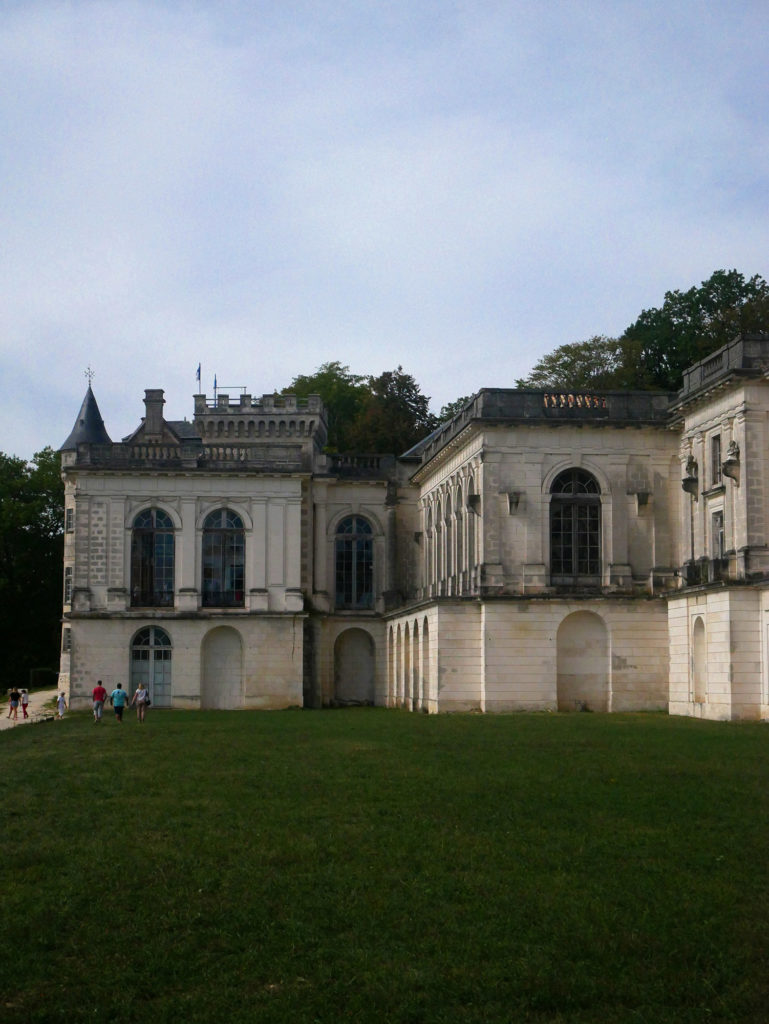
(60, 386, 112, 451)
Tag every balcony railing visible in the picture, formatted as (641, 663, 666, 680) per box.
(131, 589, 174, 608)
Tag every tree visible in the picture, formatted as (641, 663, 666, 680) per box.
(348, 367, 439, 454)
(0, 447, 64, 685)
(283, 361, 368, 451)
(284, 362, 439, 453)
(624, 269, 769, 390)
(438, 395, 474, 421)
(515, 336, 627, 390)
(515, 270, 769, 393)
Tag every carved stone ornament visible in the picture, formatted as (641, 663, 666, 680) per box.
(722, 440, 741, 483)
(682, 455, 699, 497)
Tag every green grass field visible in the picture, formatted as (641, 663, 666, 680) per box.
(3, 708, 769, 1023)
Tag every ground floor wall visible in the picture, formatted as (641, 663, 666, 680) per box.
(668, 586, 769, 720)
(386, 598, 669, 713)
(61, 615, 305, 711)
(305, 615, 387, 708)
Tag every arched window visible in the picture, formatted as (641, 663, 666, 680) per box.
(131, 626, 172, 707)
(445, 493, 453, 578)
(131, 508, 174, 607)
(425, 507, 433, 587)
(202, 509, 245, 607)
(550, 469, 601, 584)
(335, 515, 373, 610)
(455, 484, 464, 579)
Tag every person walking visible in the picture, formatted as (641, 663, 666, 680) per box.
(7, 688, 20, 720)
(56, 692, 67, 720)
(130, 683, 150, 723)
(92, 680, 108, 723)
(21, 689, 29, 718)
(110, 683, 128, 722)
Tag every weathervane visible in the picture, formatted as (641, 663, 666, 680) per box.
(85, 366, 95, 386)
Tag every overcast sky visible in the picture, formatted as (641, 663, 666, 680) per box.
(2, 0, 767, 459)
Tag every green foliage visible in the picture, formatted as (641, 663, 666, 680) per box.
(0, 447, 63, 684)
(438, 395, 473, 421)
(348, 365, 439, 453)
(285, 362, 438, 453)
(516, 335, 628, 390)
(624, 269, 769, 390)
(3, 710, 769, 1022)
(518, 270, 769, 393)
(283, 361, 368, 451)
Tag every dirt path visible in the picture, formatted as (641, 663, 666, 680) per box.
(0, 688, 58, 731)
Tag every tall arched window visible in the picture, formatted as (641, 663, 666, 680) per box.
(131, 508, 174, 607)
(335, 515, 373, 609)
(455, 484, 464, 581)
(425, 506, 433, 588)
(550, 469, 601, 584)
(445, 493, 453, 579)
(202, 509, 245, 607)
(131, 626, 172, 706)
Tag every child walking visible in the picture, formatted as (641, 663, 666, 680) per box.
(56, 692, 67, 719)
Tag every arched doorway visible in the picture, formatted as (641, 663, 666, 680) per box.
(404, 623, 412, 707)
(556, 611, 609, 711)
(421, 617, 431, 710)
(334, 628, 375, 705)
(201, 627, 243, 709)
(130, 626, 172, 707)
(692, 616, 707, 703)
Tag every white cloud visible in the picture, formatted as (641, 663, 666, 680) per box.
(1, 0, 768, 456)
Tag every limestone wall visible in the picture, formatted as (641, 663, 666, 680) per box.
(386, 596, 668, 714)
(65, 615, 304, 711)
(667, 586, 764, 720)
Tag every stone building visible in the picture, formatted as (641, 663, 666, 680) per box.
(59, 334, 769, 720)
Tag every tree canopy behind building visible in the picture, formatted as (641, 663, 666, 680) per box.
(516, 269, 769, 392)
(0, 447, 63, 685)
(283, 362, 439, 453)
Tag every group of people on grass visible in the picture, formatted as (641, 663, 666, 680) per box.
(6, 688, 30, 720)
(6, 683, 150, 724)
(91, 680, 150, 723)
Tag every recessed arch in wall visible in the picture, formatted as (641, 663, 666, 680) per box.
(333, 627, 376, 706)
(692, 615, 707, 703)
(556, 611, 609, 711)
(201, 626, 243, 709)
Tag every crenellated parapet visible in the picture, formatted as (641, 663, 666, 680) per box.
(193, 393, 327, 447)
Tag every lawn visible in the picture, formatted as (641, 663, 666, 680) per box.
(3, 708, 769, 1023)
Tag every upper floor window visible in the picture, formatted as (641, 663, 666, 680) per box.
(202, 509, 244, 607)
(65, 507, 74, 532)
(64, 566, 73, 604)
(335, 515, 373, 610)
(550, 469, 601, 584)
(131, 509, 174, 607)
(711, 435, 722, 487)
(712, 510, 725, 559)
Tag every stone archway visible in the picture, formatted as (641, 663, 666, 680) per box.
(692, 616, 707, 703)
(201, 627, 243, 709)
(421, 617, 431, 710)
(556, 611, 609, 711)
(333, 628, 375, 705)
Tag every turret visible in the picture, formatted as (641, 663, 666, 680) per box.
(59, 386, 112, 451)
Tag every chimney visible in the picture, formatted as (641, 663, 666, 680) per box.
(144, 389, 165, 439)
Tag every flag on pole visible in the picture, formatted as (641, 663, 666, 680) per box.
(196, 363, 201, 384)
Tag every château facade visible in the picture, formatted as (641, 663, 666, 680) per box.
(59, 334, 769, 720)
